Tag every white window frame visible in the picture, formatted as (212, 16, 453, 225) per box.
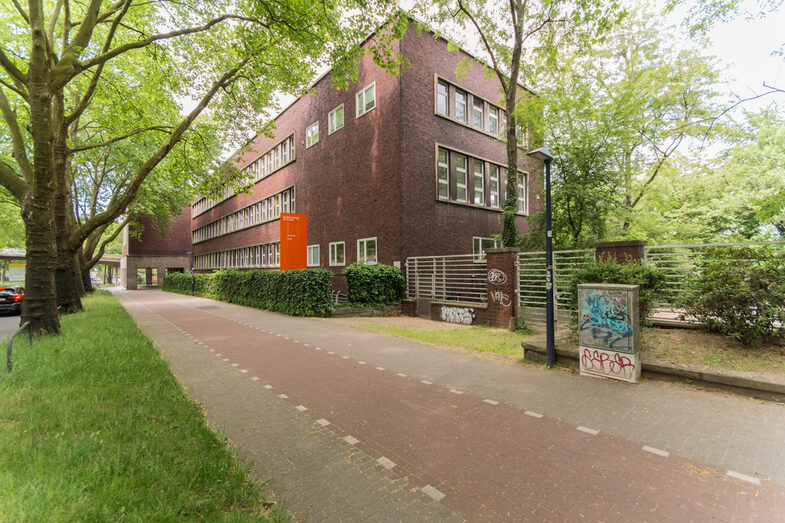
(489, 106, 499, 135)
(436, 81, 448, 116)
(356, 237, 377, 265)
(473, 236, 499, 261)
(307, 244, 320, 267)
(455, 154, 468, 203)
(517, 171, 528, 214)
(329, 241, 345, 266)
(305, 121, 319, 148)
(489, 165, 500, 208)
(455, 89, 467, 123)
(328, 104, 344, 134)
(472, 98, 484, 130)
(473, 160, 484, 205)
(437, 148, 449, 200)
(355, 82, 376, 118)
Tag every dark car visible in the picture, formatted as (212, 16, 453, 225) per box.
(0, 286, 24, 315)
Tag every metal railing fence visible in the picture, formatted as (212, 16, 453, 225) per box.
(405, 254, 488, 304)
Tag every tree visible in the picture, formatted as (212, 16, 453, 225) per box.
(414, 0, 623, 246)
(0, 0, 405, 333)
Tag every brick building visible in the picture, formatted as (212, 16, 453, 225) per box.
(122, 19, 543, 288)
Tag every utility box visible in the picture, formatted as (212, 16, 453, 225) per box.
(577, 283, 641, 383)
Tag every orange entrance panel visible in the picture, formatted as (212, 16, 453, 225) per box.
(280, 213, 308, 271)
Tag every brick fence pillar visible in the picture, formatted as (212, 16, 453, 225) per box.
(595, 240, 647, 264)
(485, 247, 519, 329)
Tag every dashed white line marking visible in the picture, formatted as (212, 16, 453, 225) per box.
(422, 485, 446, 502)
(328, 351, 335, 355)
(216, 353, 222, 356)
(295, 405, 307, 412)
(344, 435, 359, 445)
(483, 399, 499, 405)
(303, 344, 310, 347)
(642, 445, 670, 458)
(278, 394, 288, 399)
(577, 426, 599, 435)
(223, 358, 230, 362)
(251, 377, 259, 381)
(421, 380, 432, 385)
(727, 471, 761, 485)
(208, 349, 215, 352)
(231, 363, 239, 367)
(396, 373, 407, 378)
(315, 347, 323, 351)
(316, 419, 330, 427)
(284, 337, 290, 340)
(376, 367, 385, 371)
(449, 389, 463, 395)
(377, 457, 396, 469)
(525, 411, 543, 418)
(358, 361, 366, 365)
(240, 369, 248, 374)
(342, 356, 349, 360)
(264, 385, 273, 390)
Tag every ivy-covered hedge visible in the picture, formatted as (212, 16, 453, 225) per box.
(163, 269, 334, 316)
(569, 259, 665, 322)
(676, 247, 785, 346)
(344, 263, 404, 306)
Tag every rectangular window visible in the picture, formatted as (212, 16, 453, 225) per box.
(517, 172, 527, 213)
(437, 81, 448, 115)
(307, 244, 320, 267)
(275, 194, 280, 217)
(489, 165, 499, 207)
(437, 148, 449, 199)
(289, 187, 295, 212)
(489, 107, 499, 135)
(473, 236, 499, 260)
(329, 241, 345, 266)
(281, 140, 288, 164)
(473, 98, 484, 129)
(289, 135, 296, 160)
(356, 83, 376, 117)
(262, 200, 267, 221)
(261, 157, 266, 178)
(473, 161, 484, 205)
(328, 105, 344, 134)
(306, 121, 319, 148)
(274, 243, 280, 266)
(274, 146, 280, 169)
(455, 90, 467, 123)
(455, 154, 467, 202)
(282, 191, 290, 214)
(357, 237, 377, 265)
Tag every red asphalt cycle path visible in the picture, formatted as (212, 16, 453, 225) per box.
(133, 292, 785, 521)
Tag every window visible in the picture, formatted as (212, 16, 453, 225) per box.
(455, 154, 467, 202)
(437, 81, 448, 115)
(307, 244, 320, 267)
(281, 140, 288, 163)
(489, 107, 499, 135)
(328, 105, 344, 134)
(455, 90, 467, 122)
(282, 191, 290, 214)
(356, 83, 376, 117)
(473, 98, 484, 129)
(357, 237, 377, 264)
(274, 146, 280, 169)
(306, 121, 319, 148)
(329, 242, 345, 266)
(437, 148, 449, 199)
(517, 172, 527, 213)
(473, 161, 484, 205)
(289, 135, 296, 160)
(473, 236, 499, 260)
(489, 165, 499, 207)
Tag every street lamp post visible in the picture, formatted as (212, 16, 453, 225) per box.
(186, 251, 194, 296)
(526, 147, 556, 367)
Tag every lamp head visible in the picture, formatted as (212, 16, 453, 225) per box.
(526, 147, 554, 162)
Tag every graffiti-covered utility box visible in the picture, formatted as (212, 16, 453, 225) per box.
(578, 283, 641, 383)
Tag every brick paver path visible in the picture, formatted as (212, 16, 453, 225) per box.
(117, 289, 785, 521)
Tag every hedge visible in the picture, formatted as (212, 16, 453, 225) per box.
(163, 269, 334, 316)
(344, 263, 404, 306)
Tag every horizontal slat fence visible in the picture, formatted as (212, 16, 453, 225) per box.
(405, 254, 487, 304)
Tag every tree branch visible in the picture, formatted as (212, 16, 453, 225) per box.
(67, 126, 173, 153)
(11, 0, 30, 24)
(457, 0, 508, 92)
(0, 161, 30, 200)
(0, 88, 34, 183)
(0, 47, 28, 85)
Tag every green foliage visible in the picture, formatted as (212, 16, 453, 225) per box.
(164, 269, 334, 316)
(570, 259, 666, 321)
(677, 247, 785, 346)
(0, 292, 278, 520)
(344, 263, 405, 306)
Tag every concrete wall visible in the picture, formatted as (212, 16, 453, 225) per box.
(120, 255, 191, 290)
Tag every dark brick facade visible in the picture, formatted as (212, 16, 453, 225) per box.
(132, 20, 543, 274)
(595, 240, 647, 264)
(125, 207, 192, 256)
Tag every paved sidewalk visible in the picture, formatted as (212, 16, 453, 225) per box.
(116, 289, 785, 521)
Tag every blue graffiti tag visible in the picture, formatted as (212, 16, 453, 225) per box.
(579, 292, 633, 350)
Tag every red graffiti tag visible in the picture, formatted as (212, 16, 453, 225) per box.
(580, 348, 636, 379)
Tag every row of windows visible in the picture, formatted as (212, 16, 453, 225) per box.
(192, 187, 296, 244)
(243, 133, 296, 184)
(306, 237, 377, 267)
(435, 77, 505, 137)
(194, 242, 281, 270)
(305, 83, 376, 149)
(192, 185, 235, 217)
(436, 146, 527, 214)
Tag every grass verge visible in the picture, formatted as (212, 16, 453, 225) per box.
(352, 324, 529, 357)
(0, 291, 279, 521)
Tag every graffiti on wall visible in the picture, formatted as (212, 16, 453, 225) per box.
(487, 269, 508, 286)
(579, 289, 633, 351)
(580, 346, 638, 382)
(489, 290, 512, 307)
(440, 306, 475, 325)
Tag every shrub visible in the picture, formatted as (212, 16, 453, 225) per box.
(676, 247, 785, 346)
(344, 263, 405, 306)
(569, 258, 665, 323)
(163, 269, 334, 316)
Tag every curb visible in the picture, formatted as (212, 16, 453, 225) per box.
(522, 340, 785, 402)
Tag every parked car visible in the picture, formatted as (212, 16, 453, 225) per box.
(0, 286, 24, 315)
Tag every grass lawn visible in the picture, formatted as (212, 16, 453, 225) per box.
(0, 291, 279, 521)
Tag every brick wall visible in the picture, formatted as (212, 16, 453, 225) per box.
(126, 207, 192, 256)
